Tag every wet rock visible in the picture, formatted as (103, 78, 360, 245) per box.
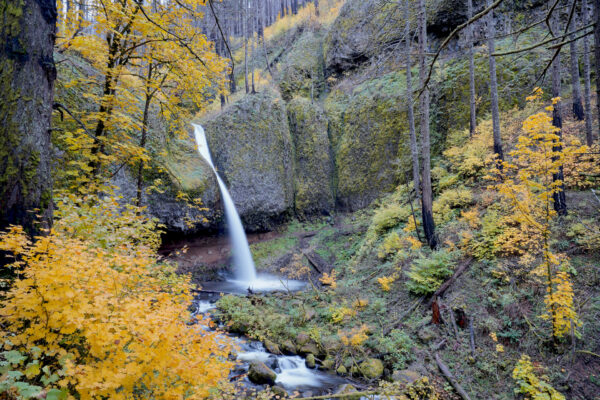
(264, 339, 281, 355)
(336, 365, 347, 375)
(321, 357, 335, 370)
(305, 353, 316, 369)
(248, 361, 277, 385)
(281, 340, 297, 355)
(359, 358, 384, 379)
(298, 342, 319, 357)
(271, 385, 287, 398)
(334, 384, 361, 400)
(392, 369, 422, 385)
(202, 88, 294, 231)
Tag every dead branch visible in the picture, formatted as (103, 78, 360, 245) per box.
(427, 258, 473, 307)
(435, 353, 473, 400)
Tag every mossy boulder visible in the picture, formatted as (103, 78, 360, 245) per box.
(329, 72, 411, 210)
(359, 358, 384, 379)
(334, 384, 361, 400)
(305, 353, 316, 369)
(278, 31, 325, 101)
(202, 89, 294, 231)
(248, 361, 277, 385)
(287, 97, 335, 217)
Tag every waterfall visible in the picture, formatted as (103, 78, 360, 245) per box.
(192, 123, 257, 283)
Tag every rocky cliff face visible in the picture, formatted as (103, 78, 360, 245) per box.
(202, 89, 295, 231)
(118, 0, 545, 234)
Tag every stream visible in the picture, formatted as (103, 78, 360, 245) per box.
(193, 295, 350, 398)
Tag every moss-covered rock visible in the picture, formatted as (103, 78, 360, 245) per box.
(329, 72, 411, 210)
(324, 0, 402, 74)
(359, 358, 384, 379)
(202, 88, 294, 231)
(287, 97, 335, 217)
(278, 31, 325, 101)
(112, 130, 222, 234)
(248, 361, 277, 385)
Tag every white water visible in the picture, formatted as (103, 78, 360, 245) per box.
(193, 123, 257, 283)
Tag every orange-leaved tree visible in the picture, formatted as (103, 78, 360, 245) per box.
(0, 193, 232, 399)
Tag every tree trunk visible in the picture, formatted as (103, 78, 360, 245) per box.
(314, 0, 319, 16)
(136, 66, 154, 207)
(594, 0, 600, 139)
(251, 6, 256, 94)
(467, 0, 477, 137)
(583, 0, 594, 145)
(244, 0, 249, 94)
(551, 12, 567, 216)
(405, 0, 421, 200)
(487, 0, 504, 163)
(418, 0, 437, 249)
(0, 0, 56, 235)
(568, 1, 584, 121)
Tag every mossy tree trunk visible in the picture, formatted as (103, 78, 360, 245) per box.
(467, 0, 477, 137)
(404, 0, 420, 200)
(550, 12, 567, 216)
(0, 0, 56, 236)
(486, 0, 504, 163)
(568, 1, 584, 121)
(418, 0, 437, 249)
(583, 0, 595, 145)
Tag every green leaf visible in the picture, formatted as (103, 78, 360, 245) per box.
(46, 388, 68, 400)
(13, 381, 43, 398)
(3, 350, 26, 366)
(7, 370, 24, 379)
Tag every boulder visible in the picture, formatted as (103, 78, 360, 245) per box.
(305, 353, 316, 369)
(392, 369, 422, 385)
(334, 384, 361, 400)
(287, 98, 335, 217)
(298, 342, 319, 357)
(248, 361, 277, 385)
(271, 386, 287, 398)
(281, 340, 297, 355)
(336, 365, 347, 375)
(202, 89, 294, 231)
(264, 339, 282, 355)
(359, 358, 384, 379)
(321, 357, 335, 370)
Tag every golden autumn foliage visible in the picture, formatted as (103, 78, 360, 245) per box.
(0, 194, 232, 399)
(55, 0, 228, 187)
(490, 94, 582, 340)
(512, 355, 565, 400)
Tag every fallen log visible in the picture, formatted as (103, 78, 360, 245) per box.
(427, 257, 473, 307)
(435, 353, 472, 400)
(303, 250, 332, 274)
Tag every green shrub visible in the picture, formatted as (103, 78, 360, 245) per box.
(406, 250, 456, 295)
(369, 329, 416, 370)
(372, 203, 411, 234)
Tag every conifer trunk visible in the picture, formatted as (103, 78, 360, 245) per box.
(467, 0, 477, 137)
(0, 0, 56, 235)
(594, 0, 600, 138)
(418, 0, 437, 249)
(568, 2, 584, 121)
(487, 0, 504, 163)
(583, 0, 594, 145)
(551, 12, 567, 216)
(244, 0, 249, 94)
(405, 0, 421, 200)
